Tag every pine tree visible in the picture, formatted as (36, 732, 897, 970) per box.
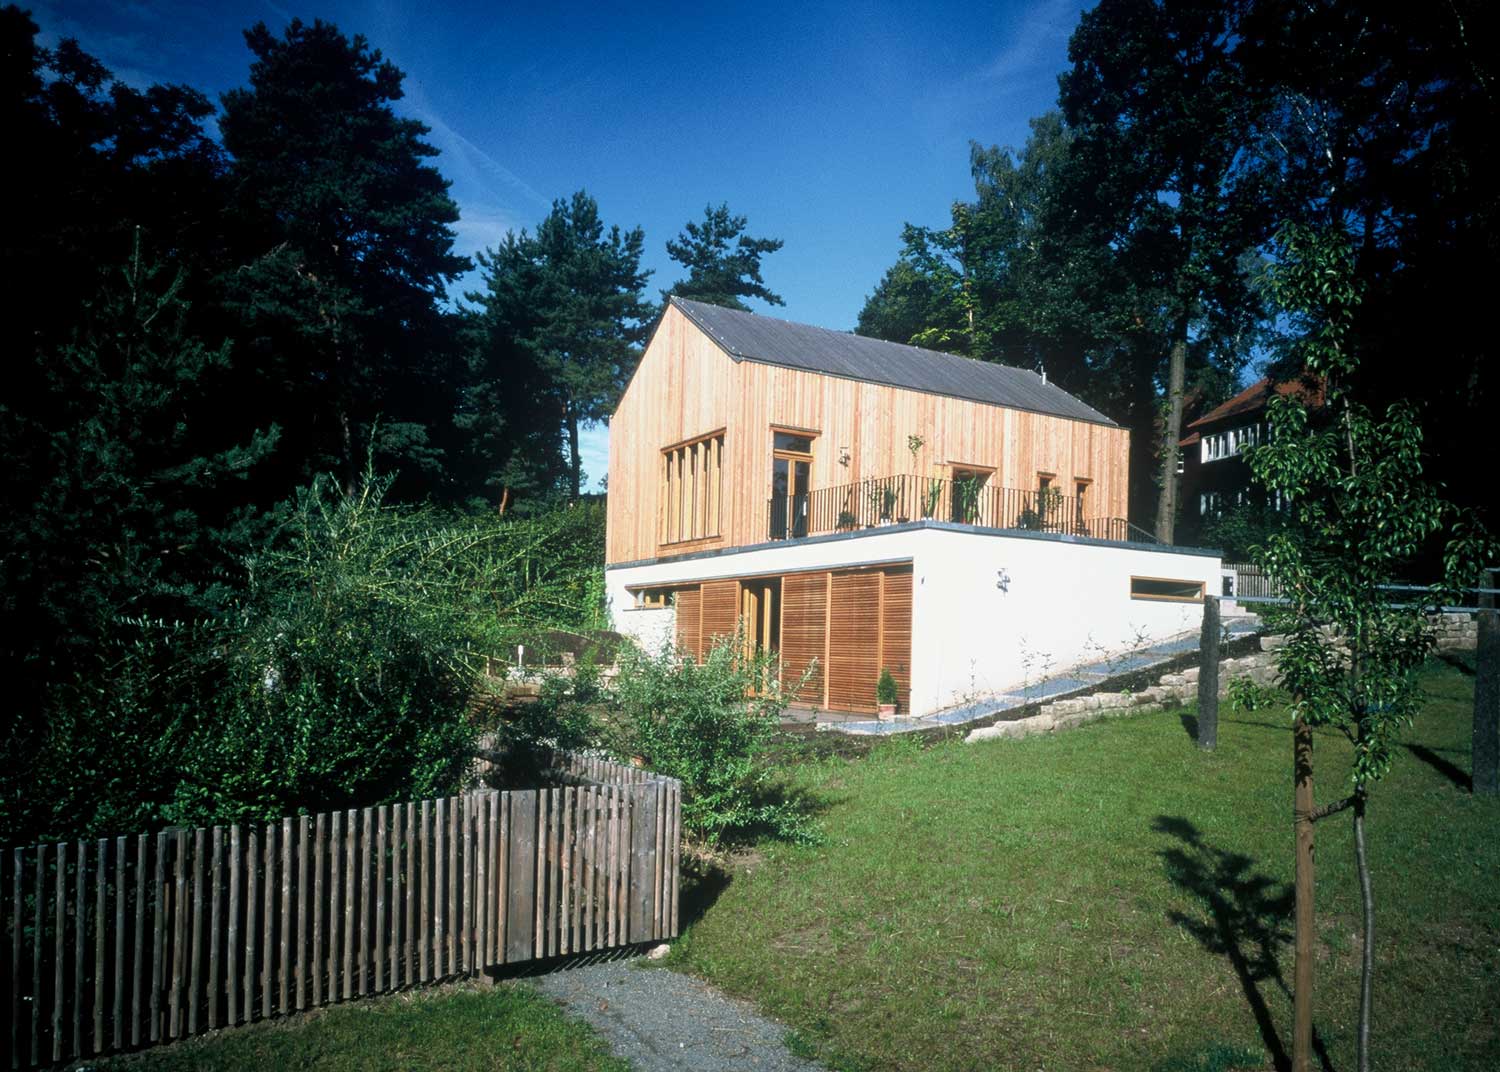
(465, 191, 653, 501)
(665, 202, 783, 311)
(218, 18, 469, 498)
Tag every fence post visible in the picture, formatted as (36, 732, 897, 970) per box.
(1197, 595, 1220, 751)
(1475, 568, 1498, 796)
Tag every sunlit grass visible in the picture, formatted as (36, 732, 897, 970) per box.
(95, 980, 630, 1072)
(671, 658, 1498, 1071)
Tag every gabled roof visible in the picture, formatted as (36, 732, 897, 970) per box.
(1185, 374, 1326, 434)
(668, 296, 1116, 427)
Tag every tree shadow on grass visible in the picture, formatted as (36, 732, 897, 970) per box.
(1405, 744, 1471, 791)
(1152, 816, 1335, 1072)
(1179, 712, 1199, 740)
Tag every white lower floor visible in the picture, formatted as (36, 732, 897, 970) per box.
(606, 522, 1223, 718)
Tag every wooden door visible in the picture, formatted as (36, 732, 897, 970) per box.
(699, 580, 739, 659)
(674, 586, 701, 658)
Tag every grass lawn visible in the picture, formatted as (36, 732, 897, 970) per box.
(92, 980, 631, 1072)
(670, 658, 1499, 1071)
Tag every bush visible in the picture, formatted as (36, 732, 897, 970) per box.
(877, 667, 898, 706)
(485, 660, 605, 785)
(8, 476, 612, 844)
(612, 636, 818, 847)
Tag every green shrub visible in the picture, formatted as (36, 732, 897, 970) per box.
(876, 667, 898, 706)
(486, 660, 605, 785)
(10, 476, 612, 844)
(612, 636, 819, 847)
(1225, 675, 1278, 713)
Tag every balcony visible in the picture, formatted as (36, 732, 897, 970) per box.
(767, 474, 1153, 544)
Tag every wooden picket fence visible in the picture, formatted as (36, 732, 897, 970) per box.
(1, 752, 680, 1068)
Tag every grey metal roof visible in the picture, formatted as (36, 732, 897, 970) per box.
(669, 296, 1116, 426)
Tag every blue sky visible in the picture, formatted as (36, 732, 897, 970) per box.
(33, 0, 1091, 489)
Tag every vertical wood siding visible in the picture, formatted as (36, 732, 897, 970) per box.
(607, 306, 1131, 565)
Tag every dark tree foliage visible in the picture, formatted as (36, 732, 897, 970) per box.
(664, 202, 784, 311)
(1242, 1, 1499, 531)
(1057, 0, 1274, 541)
(464, 191, 653, 502)
(0, 10, 274, 835)
(218, 18, 470, 501)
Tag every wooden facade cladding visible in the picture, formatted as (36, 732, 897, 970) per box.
(606, 306, 1131, 565)
(663, 563, 913, 715)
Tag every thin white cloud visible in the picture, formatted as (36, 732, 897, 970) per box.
(403, 84, 549, 212)
(980, 0, 1081, 86)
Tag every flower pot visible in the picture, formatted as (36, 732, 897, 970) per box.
(878, 703, 897, 720)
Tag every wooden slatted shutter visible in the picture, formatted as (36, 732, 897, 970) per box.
(780, 572, 828, 704)
(674, 587, 701, 658)
(698, 580, 739, 659)
(826, 570, 881, 711)
(880, 567, 914, 713)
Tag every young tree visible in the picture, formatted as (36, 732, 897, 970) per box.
(1248, 224, 1491, 1072)
(664, 202, 783, 311)
(465, 191, 653, 500)
(218, 18, 469, 498)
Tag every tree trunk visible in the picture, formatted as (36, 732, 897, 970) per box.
(1292, 714, 1316, 1072)
(1476, 571, 1498, 796)
(1154, 330, 1188, 544)
(566, 406, 583, 501)
(1353, 789, 1373, 1072)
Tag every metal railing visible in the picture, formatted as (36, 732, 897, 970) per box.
(766, 474, 1145, 543)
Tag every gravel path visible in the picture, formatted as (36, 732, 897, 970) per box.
(530, 958, 823, 1072)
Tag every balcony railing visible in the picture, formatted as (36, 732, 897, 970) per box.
(766, 474, 1153, 544)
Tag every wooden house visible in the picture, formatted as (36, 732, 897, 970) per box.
(606, 298, 1222, 719)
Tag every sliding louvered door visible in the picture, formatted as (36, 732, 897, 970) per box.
(880, 567, 913, 712)
(662, 564, 911, 712)
(780, 572, 828, 705)
(826, 570, 882, 711)
(674, 587, 701, 657)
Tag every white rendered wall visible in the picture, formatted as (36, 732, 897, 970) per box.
(605, 525, 1221, 716)
(906, 529, 1221, 713)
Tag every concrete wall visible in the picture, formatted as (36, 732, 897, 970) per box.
(605, 522, 1222, 716)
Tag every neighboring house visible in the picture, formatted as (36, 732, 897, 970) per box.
(605, 297, 1223, 717)
(1177, 374, 1324, 546)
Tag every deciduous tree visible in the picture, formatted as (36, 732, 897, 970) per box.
(1248, 224, 1492, 1072)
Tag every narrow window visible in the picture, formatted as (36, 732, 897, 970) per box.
(660, 432, 724, 545)
(1130, 576, 1205, 602)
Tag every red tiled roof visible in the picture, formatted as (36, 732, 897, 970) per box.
(1185, 374, 1325, 433)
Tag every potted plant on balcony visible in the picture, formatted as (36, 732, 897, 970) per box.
(876, 667, 899, 719)
(921, 477, 943, 519)
(866, 483, 898, 526)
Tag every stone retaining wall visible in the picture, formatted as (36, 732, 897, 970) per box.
(967, 613, 1479, 745)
